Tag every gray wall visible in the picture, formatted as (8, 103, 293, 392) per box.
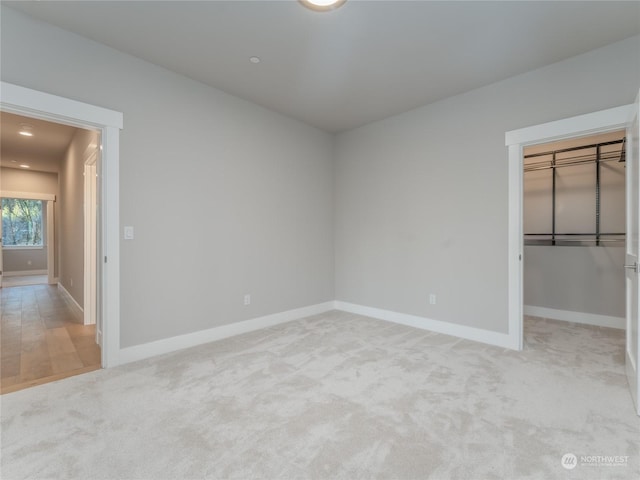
(58, 128, 94, 306)
(524, 246, 625, 318)
(1, 166, 59, 275)
(2, 248, 47, 273)
(334, 36, 639, 334)
(2, 5, 638, 346)
(1, 6, 334, 348)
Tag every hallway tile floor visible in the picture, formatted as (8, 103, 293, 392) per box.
(1, 284, 100, 394)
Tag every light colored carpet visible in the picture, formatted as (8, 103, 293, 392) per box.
(1, 311, 638, 479)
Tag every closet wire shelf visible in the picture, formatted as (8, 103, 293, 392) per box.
(524, 138, 626, 247)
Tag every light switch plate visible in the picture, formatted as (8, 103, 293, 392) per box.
(124, 226, 134, 240)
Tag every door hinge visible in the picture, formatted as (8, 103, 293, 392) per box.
(104, 256, 107, 263)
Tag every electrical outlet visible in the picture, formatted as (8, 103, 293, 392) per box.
(244, 294, 251, 306)
(429, 293, 436, 305)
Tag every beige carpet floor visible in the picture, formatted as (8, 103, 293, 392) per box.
(1, 311, 638, 479)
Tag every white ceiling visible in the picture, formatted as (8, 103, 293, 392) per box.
(0, 112, 79, 173)
(4, 1, 640, 133)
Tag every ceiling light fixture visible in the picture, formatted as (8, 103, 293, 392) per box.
(19, 164, 30, 169)
(299, 0, 346, 12)
(249, 56, 261, 64)
(18, 124, 33, 137)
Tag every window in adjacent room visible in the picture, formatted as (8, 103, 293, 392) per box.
(1, 198, 44, 247)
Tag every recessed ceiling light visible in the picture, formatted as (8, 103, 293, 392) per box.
(249, 56, 261, 64)
(19, 164, 30, 169)
(18, 124, 34, 137)
(299, 0, 346, 12)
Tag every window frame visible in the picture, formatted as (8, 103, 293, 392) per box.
(0, 192, 55, 253)
(2, 197, 46, 248)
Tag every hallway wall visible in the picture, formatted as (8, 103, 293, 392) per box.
(58, 128, 96, 307)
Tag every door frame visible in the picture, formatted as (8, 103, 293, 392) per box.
(505, 104, 633, 351)
(84, 140, 99, 328)
(1, 81, 123, 368)
(625, 92, 640, 415)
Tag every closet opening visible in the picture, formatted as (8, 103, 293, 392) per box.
(523, 130, 626, 330)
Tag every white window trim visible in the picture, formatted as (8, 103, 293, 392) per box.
(1, 194, 48, 249)
(0, 191, 55, 201)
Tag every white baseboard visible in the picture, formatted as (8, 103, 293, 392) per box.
(3, 269, 47, 277)
(524, 305, 624, 329)
(57, 283, 84, 322)
(118, 301, 335, 365)
(334, 301, 518, 350)
(109, 300, 624, 369)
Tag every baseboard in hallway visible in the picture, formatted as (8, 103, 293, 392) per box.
(2, 274, 48, 288)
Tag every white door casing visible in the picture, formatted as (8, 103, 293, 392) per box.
(506, 102, 640, 414)
(46, 199, 55, 285)
(0, 81, 123, 368)
(0, 212, 3, 287)
(506, 104, 632, 352)
(625, 90, 640, 415)
(84, 137, 99, 328)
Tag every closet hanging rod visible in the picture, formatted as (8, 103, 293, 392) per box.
(527, 149, 622, 164)
(524, 155, 622, 172)
(524, 239, 624, 245)
(524, 138, 624, 160)
(525, 233, 625, 236)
